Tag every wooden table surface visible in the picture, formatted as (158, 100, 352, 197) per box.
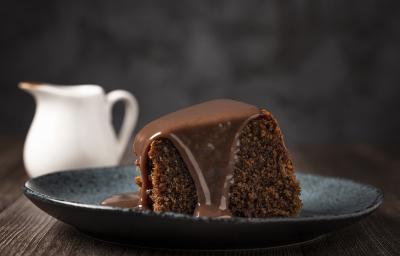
(0, 137, 399, 255)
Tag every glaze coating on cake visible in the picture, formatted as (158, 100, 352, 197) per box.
(133, 99, 301, 217)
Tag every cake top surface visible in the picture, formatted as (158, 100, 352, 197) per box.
(133, 99, 261, 217)
(133, 99, 258, 150)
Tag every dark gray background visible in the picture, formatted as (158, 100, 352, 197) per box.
(1, 0, 400, 144)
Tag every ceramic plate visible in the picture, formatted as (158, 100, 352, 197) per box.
(23, 165, 383, 249)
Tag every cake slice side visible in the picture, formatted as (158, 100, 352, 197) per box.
(229, 110, 302, 217)
(146, 138, 197, 214)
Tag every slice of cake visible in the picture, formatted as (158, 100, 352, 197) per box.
(133, 99, 301, 218)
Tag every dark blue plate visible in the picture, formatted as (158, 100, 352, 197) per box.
(23, 165, 383, 249)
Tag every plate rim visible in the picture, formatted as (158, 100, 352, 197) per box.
(22, 165, 384, 224)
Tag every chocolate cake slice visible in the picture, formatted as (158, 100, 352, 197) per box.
(134, 99, 301, 218)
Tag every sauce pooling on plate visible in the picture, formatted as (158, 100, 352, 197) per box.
(101, 191, 141, 208)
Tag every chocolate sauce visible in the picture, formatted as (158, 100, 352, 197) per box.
(101, 191, 141, 208)
(133, 99, 260, 217)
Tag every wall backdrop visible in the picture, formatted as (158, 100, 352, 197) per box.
(1, 0, 400, 144)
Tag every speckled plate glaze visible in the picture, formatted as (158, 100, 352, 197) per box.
(23, 165, 383, 249)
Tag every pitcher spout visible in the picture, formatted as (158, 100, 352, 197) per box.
(19, 82, 104, 98)
(18, 81, 49, 98)
(19, 81, 42, 91)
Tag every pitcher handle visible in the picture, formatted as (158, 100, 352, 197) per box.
(106, 90, 139, 162)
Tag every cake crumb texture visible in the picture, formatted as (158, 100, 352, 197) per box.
(147, 139, 197, 214)
(229, 110, 301, 217)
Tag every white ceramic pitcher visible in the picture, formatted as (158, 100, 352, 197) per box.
(19, 82, 139, 177)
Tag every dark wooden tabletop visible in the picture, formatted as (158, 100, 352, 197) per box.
(0, 137, 399, 255)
